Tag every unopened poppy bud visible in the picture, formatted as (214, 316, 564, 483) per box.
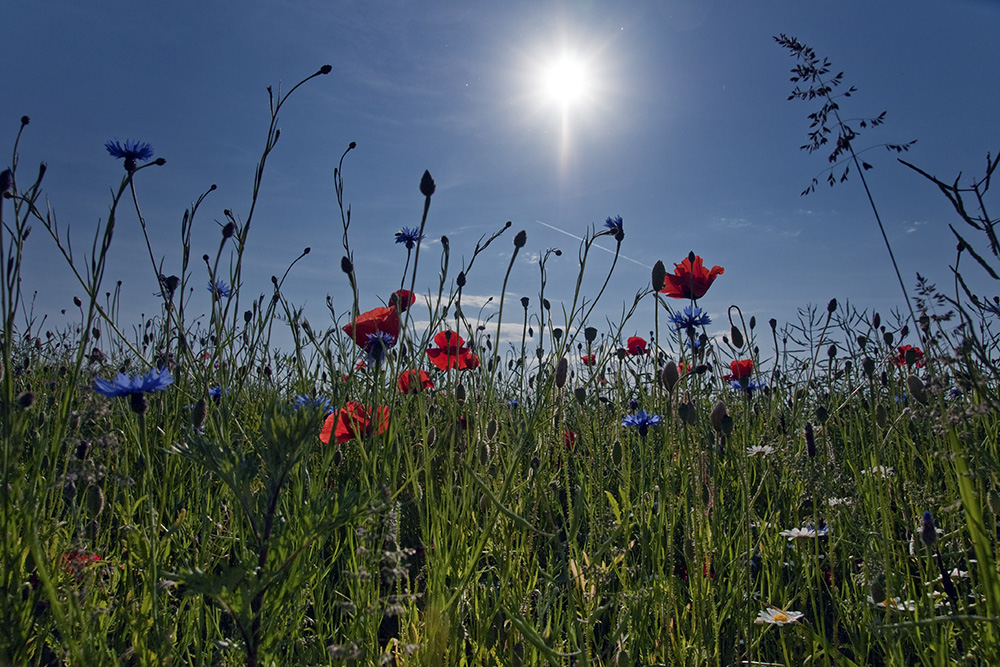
(862, 356, 875, 377)
(730, 326, 744, 349)
(440, 235, 449, 251)
(73, 296, 82, 307)
(542, 298, 550, 311)
(584, 326, 597, 343)
(222, 221, 236, 239)
(348, 141, 357, 150)
(244, 310, 253, 324)
(455, 383, 466, 404)
(0, 169, 11, 193)
(900, 325, 909, 339)
(457, 271, 466, 287)
(420, 170, 435, 197)
(827, 298, 838, 313)
(574, 387, 587, 404)
(749, 316, 756, 330)
(883, 331, 893, 346)
(513, 230, 527, 248)
(710, 401, 729, 433)
(907, 374, 928, 404)
(661, 361, 679, 392)
(36, 162, 47, 183)
(769, 318, 777, 332)
(904, 347, 918, 367)
(319, 64, 333, 74)
(555, 357, 568, 389)
(20, 116, 30, 126)
(341, 256, 353, 274)
(16, 391, 35, 409)
(651, 260, 666, 291)
(521, 297, 530, 309)
(815, 406, 828, 423)
(191, 398, 208, 430)
(154, 157, 166, 166)
(805, 422, 816, 457)
(129, 393, 149, 415)
(827, 344, 837, 358)
(920, 511, 937, 547)
(872, 312, 881, 329)
(869, 573, 887, 604)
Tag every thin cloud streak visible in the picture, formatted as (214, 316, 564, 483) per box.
(535, 220, 651, 268)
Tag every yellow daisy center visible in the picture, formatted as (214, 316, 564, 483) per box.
(773, 613, 789, 623)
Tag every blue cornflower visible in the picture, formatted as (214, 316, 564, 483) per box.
(622, 409, 662, 437)
(395, 227, 425, 250)
(731, 379, 766, 394)
(208, 280, 231, 299)
(508, 400, 520, 408)
(669, 305, 711, 331)
(293, 394, 333, 414)
(604, 215, 624, 238)
(95, 366, 173, 414)
(364, 331, 397, 366)
(105, 139, 154, 163)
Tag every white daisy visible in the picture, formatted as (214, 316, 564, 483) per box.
(755, 607, 805, 626)
(779, 524, 829, 541)
(747, 445, 776, 457)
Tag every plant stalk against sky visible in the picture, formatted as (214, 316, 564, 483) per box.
(776, 34, 924, 350)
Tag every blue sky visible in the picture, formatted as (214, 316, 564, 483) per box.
(4, 0, 999, 354)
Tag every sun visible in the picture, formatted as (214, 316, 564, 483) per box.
(541, 54, 590, 108)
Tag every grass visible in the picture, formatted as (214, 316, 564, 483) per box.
(3, 65, 1000, 667)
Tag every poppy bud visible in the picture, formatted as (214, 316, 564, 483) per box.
(869, 573, 887, 604)
(730, 326, 744, 350)
(341, 256, 354, 274)
(441, 235, 449, 251)
(542, 299, 550, 311)
(244, 310, 253, 324)
(815, 406, 828, 424)
(862, 356, 875, 378)
(584, 326, 598, 343)
(769, 318, 777, 331)
(555, 357, 568, 389)
(222, 221, 236, 239)
(420, 170, 435, 197)
(678, 400, 697, 426)
(907, 374, 927, 404)
(900, 325, 909, 339)
(661, 361, 679, 392)
(191, 398, 208, 430)
(883, 331, 893, 346)
(513, 230, 527, 248)
(651, 260, 666, 291)
(574, 387, 587, 404)
(827, 298, 838, 313)
(0, 169, 11, 193)
(457, 271, 466, 287)
(904, 347, 918, 367)
(688, 250, 696, 264)
(710, 401, 729, 433)
(20, 116, 30, 126)
(319, 64, 333, 74)
(426, 427, 436, 448)
(749, 316, 756, 330)
(129, 393, 149, 415)
(827, 344, 837, 358)
(872, 312, 881, 329)
(553, 328, 563, 342)
(455, 383, 466, 405)
(16, 391, 35, 409)
(805, 422, 816, 457)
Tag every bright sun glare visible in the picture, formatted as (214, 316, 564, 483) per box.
(542, 55, 589, 108)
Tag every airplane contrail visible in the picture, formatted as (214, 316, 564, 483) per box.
(535, 220, 651, 268)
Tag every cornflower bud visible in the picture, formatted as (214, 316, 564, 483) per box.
(920, 511, 937, 547)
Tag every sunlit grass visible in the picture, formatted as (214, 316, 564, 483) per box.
(2, 65, 1000, 667)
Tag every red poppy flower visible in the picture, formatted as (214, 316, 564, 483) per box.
(563, 430, 578, 451)
(426, 330, 480, 370)
(627, 336, 648, 355)
(320, 401, 390, 445)
(391, 289, 416, 313)
(725, 359, 753, 380)
(581, 354, 597, 367)
(660, 255, 725, 300)
(894, 345, 925, 368)
(61, 550, 101, 577)
(342, 306, 400, 349)
(398, 369, 434, 394)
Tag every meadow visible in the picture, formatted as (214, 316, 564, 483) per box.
(3, 55, 1000, 666)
